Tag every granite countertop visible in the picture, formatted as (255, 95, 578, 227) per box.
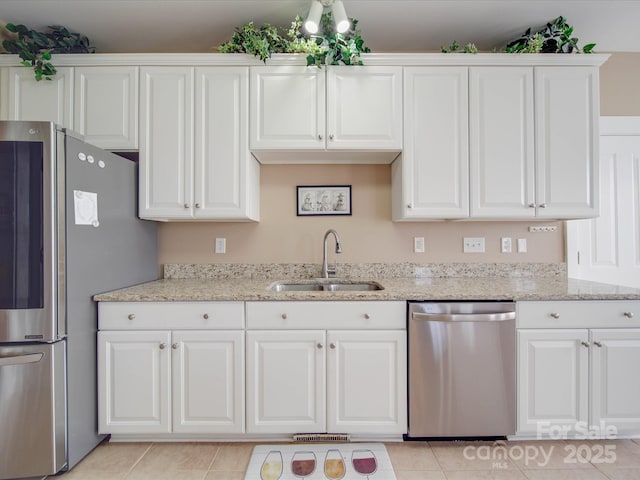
(94, 276, 640, 302)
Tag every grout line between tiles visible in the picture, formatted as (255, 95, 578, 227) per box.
(207, 443, 222, 472)
(123, 441, 154, 477)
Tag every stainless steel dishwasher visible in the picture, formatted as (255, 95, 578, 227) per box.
(407, 302, 516, 438)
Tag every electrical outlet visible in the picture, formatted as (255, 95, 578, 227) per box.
(501, 237, 512, 253)
(517, 238, 528, 253)
(215, 237, 226, 254)
(414, 237, 425, 253)
(463, 237, 485, 253)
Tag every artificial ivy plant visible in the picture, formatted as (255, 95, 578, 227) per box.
(2, 23, 94, 81)
(219, 12, 371, 66)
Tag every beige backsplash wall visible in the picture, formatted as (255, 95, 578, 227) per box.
(158, 52, 640, 267)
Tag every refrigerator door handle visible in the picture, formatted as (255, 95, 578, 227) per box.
(411, 311, 516, 322)
(0, 352, 44, 366)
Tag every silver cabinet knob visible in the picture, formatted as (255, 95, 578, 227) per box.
(364, 313, 371, 319)
(539, 203, 548, 208)
(195, 203, 201, 209)
(594, 341, 603, 347)
(528, 203, 536, 208)
(318, 134, 323, 140)
(159, 343, 167, 350)
(281, 313, 287, 320)
(329, 134, 334, 140)
(407, 204, 412, 209)
(171, 343, 178, 350)
(317, 343, 323, 349)
(203, 313, 209, 320)
(581, 341, 590, 348)
(624, 312, 634, 318)
(550, 313, 560, 319)
(127, 314, 135, 320)
(330, 343, 336, 349)
(184, 203, 190, 209)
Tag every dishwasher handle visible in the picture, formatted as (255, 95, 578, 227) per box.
(412, 311, 516, 322)
(0, 352, 44, 367)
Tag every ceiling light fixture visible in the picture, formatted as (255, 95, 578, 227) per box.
(304, 0, 351, 35)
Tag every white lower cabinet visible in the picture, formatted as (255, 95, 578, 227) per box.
(246, 301, 407, 436)
(98, 302, 245, 435)
(517, 301, 640, 437)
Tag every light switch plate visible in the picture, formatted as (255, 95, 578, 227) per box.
(215, 237, 226, 254)
(501, 237, 512, 253)
(414, 237, 425, 253)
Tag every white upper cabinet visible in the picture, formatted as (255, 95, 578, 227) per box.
(393, 67, 469, 220)
(250, 65, 402, 162)
(469, 67, 535, 218)
(4, 66, 73, 128)
(535, 66, 599, 219)
(74, 66, 138, 149)
(139, 66, 259, 221)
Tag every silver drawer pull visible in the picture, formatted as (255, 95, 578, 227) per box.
(581, 341, 590, 348)
(594, 341, 603, 347)
(203, 313, 209, 320)
(0, 352, 44, 367)
(159, 343, 167, 350)
(624, 312, 634, 318)
(127, 314, 135, 320)
(281, 313, 287, 320)
(550, 313, 560, 319)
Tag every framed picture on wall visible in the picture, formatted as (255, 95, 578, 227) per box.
(296, 185, 352, 216)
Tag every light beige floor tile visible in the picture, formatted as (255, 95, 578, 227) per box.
(507, 441, 592, 470)
(444, 470, 527, 480)
(386, 442, 441, 470)
(522, 469, 608, 480)
(209, 443, 254, 472)
(574, 440, 640, 468)
(53, 471, 126, 480)
(429, 441, 518, 471)
(204, 472, 246, 480)
(125, 470, 208, 480)
(595, 467, 640, 480)
(395, 471, 447, 480)
(128, 442, 219, 473)
(66, 441, 151, 474)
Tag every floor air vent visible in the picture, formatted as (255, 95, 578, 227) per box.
(293, 433, 351, 442)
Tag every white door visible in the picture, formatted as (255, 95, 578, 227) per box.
(469, 67, 535, 218)
(517, 329, 589, 435)
(194, 67, 258, 221)
(327, 330, 407, 434)
(250, 66, 325, 150)
(7, 66, 73, 128)
(98, 330, 171, 434)
(246, 330, 326, 433)
(139, 66, 194, 219)
(567, 117, 640, 288)
(534, 67, 599, 219)
(74, 66, 138, 149)
(172, 330, 244, 433)
(326, 66, 402, 150)
(590, 329, 640, 433)
(394, 67, 469, 220)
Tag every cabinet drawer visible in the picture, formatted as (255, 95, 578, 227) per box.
(517, 300, 639, 328)
(246, 301, 405, 329)
(99, 302, 244, 330)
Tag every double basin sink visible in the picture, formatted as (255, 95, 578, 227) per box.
(268, 279, 384, 292)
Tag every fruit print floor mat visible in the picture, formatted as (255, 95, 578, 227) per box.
(244, 443, 396, 480)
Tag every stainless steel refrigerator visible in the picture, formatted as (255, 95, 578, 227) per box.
(0, 120, 157, 479)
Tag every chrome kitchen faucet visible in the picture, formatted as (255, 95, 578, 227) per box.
(321, 229, 342, 278)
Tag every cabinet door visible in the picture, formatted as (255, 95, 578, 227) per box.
(591, 329, 640, 433)
(327, 330, 407, 434)
(98, 331, 171, 434)
(194, 67, 259, 221)
(74, 66, 138, 149)
(393, 67, 468, 220)
(326, 66, 402, 150)
(535, 67, 599, 219)
(139, 66, 194, 219)
(246, 330, 326, 433)
(470, 67, 535, 218)
(250, 66, 325, 149)
(6, 66, 73, 128)
(517, 329, 589, 435)
(172, 331, 244, 433)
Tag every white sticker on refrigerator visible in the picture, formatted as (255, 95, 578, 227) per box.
(73, 190, 99, 227)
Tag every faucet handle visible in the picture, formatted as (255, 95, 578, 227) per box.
(326, 264, 338, 277)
